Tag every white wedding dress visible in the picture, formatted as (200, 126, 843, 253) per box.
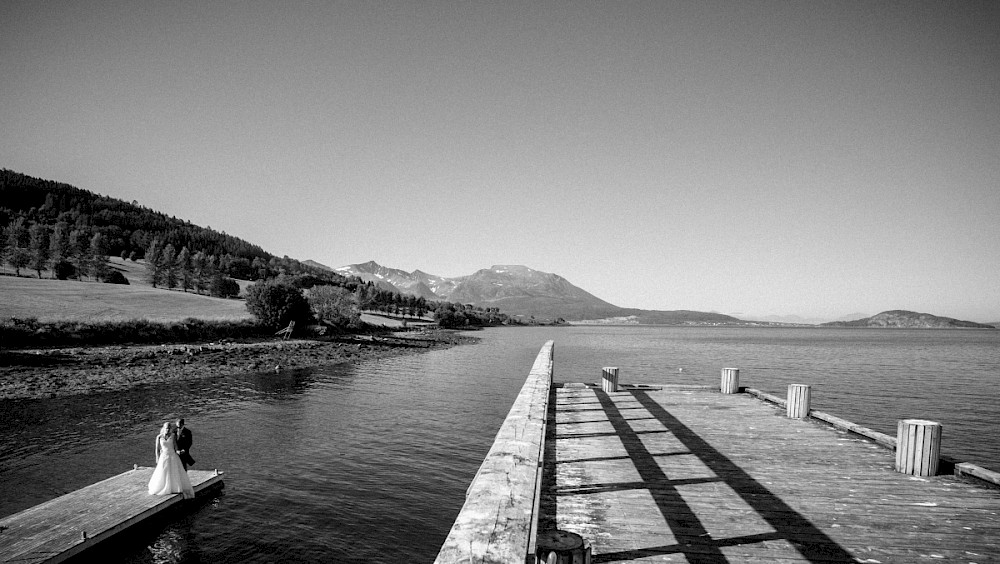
(148, 433, 195, 499)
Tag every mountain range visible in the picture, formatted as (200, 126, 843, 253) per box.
(310, 261, 996, 328)
(323, 261, 740, 324)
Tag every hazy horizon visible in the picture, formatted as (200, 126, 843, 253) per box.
(3, 1, 998, 322)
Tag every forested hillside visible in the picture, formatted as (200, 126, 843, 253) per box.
(1, 169, 509, 327)
(0, 169, 330, 281)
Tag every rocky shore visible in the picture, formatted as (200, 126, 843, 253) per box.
(0, 330, 476, 400)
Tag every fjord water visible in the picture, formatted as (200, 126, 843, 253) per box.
(1, 326, 997, 562)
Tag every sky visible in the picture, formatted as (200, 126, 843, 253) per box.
(2, 1, 998, 322)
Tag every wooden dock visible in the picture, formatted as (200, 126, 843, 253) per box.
(435, 342, 1000, 563)
(0, 466, 224, 564)
(541, 384, 1000, 563)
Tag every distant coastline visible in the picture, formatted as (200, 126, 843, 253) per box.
(820, 310, 995, 329)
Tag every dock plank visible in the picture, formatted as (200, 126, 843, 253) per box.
(0, 467, 223, 564)
(541, 386, 1000, 563)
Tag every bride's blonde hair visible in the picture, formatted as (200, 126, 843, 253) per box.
(160, 422, 173, 436)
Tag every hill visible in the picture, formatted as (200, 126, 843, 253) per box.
(821, 310, 995, 329)
(0, 169, 342, 284)
(335, 261, 740, 324)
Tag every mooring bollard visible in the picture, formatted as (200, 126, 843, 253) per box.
(601, 367, 619, 393)
(536, 529, 591, 564)
(786, 384, 812, 418)
(720, 368, 740, 394)
(896, 419, 942, 476)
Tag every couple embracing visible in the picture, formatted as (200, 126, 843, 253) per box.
(147, 418, 197, 499)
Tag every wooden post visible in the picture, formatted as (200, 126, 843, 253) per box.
(536, 529, 590, 564)
(720, 368, 740, 394)
(896, 419, 942, 476)
(786, 384, 811, 418)
(601, 367, 619, 393)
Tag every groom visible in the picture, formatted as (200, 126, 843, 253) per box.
(175, 418, 196, 470)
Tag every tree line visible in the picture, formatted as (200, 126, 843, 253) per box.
(244, 275, 512, 330)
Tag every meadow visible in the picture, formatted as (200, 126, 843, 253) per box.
(0, 257, 251, 323)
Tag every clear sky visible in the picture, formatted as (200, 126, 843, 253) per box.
(3, 1, 998, 322)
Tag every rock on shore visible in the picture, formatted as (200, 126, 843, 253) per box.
(0, 331, 475, 400)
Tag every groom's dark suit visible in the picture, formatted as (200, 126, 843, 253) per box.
(176, 426, 195, 470)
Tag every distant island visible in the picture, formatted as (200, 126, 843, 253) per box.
(821, 310, 995, 329)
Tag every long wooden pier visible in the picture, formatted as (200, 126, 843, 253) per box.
(0, 466, 224, 564)
(436, 342, 1000, 563)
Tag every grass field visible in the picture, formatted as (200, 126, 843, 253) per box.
(0, 258, 431, 327)
(0, 257, 251, 323)
(359, 313, 434, 328)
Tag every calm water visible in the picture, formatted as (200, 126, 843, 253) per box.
(1, 326, 997, 562)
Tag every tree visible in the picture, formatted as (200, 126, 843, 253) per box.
(252, 256, 268, 280)
(145, 237, 164, 287)
(54, 259, 77, 280)
(28, 223, 50, 278)
(244, 280, 312, 328)
(227, 256, 252, 280)
(3, 217, 30, 275)
(103, 270, 129, 285)
(209, 273, 240, 298)
(89, 232, 110, 280)
(307, 285, 360, 328)
(177, 246, 193, 292)
(68, 228, 87, 279)
(48, 221, 71, 274)
(191, 251, 209, 294)
(162, 244, 177, 289)
(7, 247, 31, 276)
(435, 303, 464, 328)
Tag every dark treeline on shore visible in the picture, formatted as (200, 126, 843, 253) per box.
(0, 168, 330, 284)
(1, 169, 514, 333)
(1, 317, 271, 350)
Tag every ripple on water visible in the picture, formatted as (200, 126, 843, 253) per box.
(1, 327, 997, 562)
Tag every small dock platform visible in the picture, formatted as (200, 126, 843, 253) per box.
(543, 384, 1000, 563)
(0, 466, 224, 564)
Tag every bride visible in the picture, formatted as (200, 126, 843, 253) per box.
(147, 421, 195, 499)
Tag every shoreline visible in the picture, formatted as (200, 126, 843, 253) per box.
(0, 330, 477, 401)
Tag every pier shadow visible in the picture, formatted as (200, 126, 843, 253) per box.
(541, 388, 856, 563)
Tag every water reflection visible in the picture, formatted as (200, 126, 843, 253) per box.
(3, 328, 996, 563)
(0, 363, 357, 517)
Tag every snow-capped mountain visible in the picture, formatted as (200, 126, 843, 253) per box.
(411, 269, 461, 299)
(334, 261, 443, 300)
(331, 261, 740, 323)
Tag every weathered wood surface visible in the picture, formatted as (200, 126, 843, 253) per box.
(601, 367, 619, 393)
(542, 385, 1000, 563)
(785, 384, 811, 419)
(896, 419, 942, 477)
(0, 467, 223, 564)
(434, 341, 554, 564)
(746, 387, 900, 448)
(746, 386, 1000, 487)
(719, 368, 739, 394)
